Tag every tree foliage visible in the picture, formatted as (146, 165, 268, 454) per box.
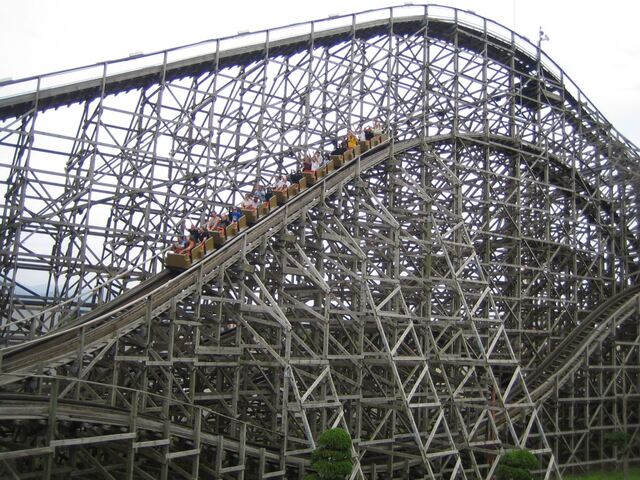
(305, 428, 353, 480)
(495, 449, 538, 480)
(604, 431, 632, 449)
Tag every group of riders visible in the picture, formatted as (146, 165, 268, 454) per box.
(172, 122, 383, 257)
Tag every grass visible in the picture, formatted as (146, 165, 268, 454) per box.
(564, 467, 640, 480)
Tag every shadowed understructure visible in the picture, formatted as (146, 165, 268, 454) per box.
(0, 5, 639, 479)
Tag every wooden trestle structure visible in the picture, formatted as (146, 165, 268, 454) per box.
(0, 5, 639, 479)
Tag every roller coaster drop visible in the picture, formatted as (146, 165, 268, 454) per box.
(1, 4, 640, 479)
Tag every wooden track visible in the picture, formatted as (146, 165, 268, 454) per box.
(0, 16, 542, 121)
(0, 393, 283, 461)
(0, 136, 409, 378)
(524, 284, 640, 404)
(4, 134, 636, 404)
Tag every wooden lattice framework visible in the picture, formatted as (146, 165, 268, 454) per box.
(0, 5, 639, 479)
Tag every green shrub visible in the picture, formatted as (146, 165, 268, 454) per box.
(316, 428, 353, 452)
(496, 464, 533, 480)
(604, 431, 632, 449)
(305, 428, 353, 480)
(496, 449, 538, 480)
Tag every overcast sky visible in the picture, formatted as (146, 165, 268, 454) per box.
(1, 0, 638, 147)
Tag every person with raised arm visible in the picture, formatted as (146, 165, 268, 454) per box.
(372, 120, 383, 136)
(207, 212, 221, 231)
(364, 125, 374, 140)
(347, 130, 358, 150)
(274, 174, 289, 191)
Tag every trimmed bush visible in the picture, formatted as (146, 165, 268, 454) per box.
(496, 449, 538, 480)
(305, 428, 353, 480)
(316, 428, 353, 452)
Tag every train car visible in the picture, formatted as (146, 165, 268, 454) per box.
(165, 131, 389, 271)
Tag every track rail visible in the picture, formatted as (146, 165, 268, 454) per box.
(0, 393, 285, 465)
(526, 284, 640, 403)
(58, 269, 173, 331)
(505, 284, 640, 405)
(0, 12, 539, 120)
(4, 134, 635, 392)
(0, 137, 418, 378)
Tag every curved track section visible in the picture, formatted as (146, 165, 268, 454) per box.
(0, 138, 402, 378)
(495, 285, 640, 430)
(0, 15, 585, 120)
(1, 5, 639, 332)
(0, 389, 287, 478)
(0, 134, 560, 479)
(525, 284, 640, 404)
